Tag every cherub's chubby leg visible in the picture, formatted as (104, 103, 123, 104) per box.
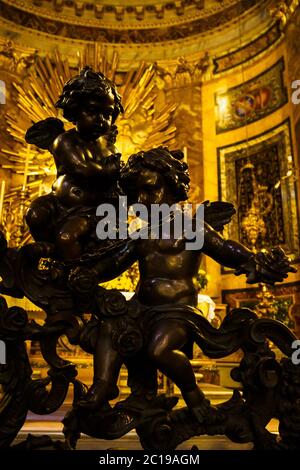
(26, 194, 57, 242)
(79, 319, 122, 410)
(56, 216, 91, 260)
(117, 354, 158, 410)
(147, 319, 210, 422)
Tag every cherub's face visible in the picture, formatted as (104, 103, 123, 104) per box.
(76, 93, 115, 140)
(135, 168, 171, 207)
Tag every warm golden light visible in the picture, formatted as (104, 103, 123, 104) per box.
(217, 95, 229, 116)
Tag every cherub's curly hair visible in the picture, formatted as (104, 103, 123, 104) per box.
(120, 146, 190, 203)
(55, 66, 123, 124)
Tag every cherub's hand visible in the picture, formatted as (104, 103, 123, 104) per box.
(99, 153, 121, 179)
(20, 241, 55, 261)
(235, 247, 297, 285)
(101, 152, 121, 168)
(203, 200, 236, 232)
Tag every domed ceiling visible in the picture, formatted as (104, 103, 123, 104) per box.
(0, 0, 263, 43)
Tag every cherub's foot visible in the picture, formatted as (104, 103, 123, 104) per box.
(182, 385, 213, 424)
(77, 380, 119, 411)
(190, 400, 223, 425)
(115, 392, 157, 412)
(189, 398, 211, 424)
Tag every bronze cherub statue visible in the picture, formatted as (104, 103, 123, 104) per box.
(25, 66, 123, 260)
(77, 147, 295, 425)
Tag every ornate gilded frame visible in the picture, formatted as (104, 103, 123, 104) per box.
(218, 119, 299, 272)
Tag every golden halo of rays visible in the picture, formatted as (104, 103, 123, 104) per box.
(1, 45, 177, 245)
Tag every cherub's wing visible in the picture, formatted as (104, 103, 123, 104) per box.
(25, 117, 65, 150)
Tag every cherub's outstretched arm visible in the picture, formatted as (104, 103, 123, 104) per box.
(92, 239, 138, 283)
(202, 222, 296, 285)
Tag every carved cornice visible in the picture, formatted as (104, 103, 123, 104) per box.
(213, 22, 282, 74)
(0, 0, 261, 43)
(7, 0, 207, 22)
(0, 0, 260, 25)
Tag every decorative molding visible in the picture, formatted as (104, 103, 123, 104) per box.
(0, 0, 260, 44)
(269, 0, 300, 30)
(1, 0, 258, 25)
(213, 22, 282, 74)
(59, 0, 205, 21)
